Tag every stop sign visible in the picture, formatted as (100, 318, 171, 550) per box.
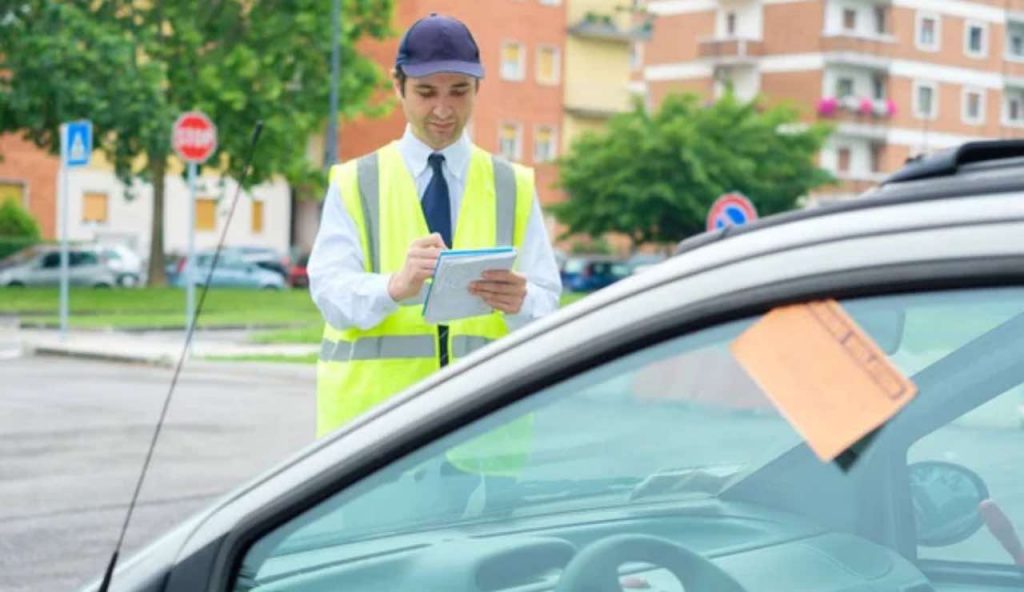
(172, 111, 217, 163)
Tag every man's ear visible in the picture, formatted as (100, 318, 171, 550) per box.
(391, 68, 405, 98)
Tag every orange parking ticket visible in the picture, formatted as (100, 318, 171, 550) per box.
(730, 300, 916, 462)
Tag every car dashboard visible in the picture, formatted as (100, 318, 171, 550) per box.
(241, 499, 936, 592)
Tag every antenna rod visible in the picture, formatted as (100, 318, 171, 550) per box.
(98, 121, 265, 592)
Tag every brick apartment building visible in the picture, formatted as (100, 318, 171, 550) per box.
(0, 134, 58, 238)
(635, 0, 1024, 202)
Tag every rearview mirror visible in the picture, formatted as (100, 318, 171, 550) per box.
(844, 303, 905, 355)
(910, 461, 989, 547)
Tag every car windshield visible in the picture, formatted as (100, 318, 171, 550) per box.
(244, 286, 1024, 573)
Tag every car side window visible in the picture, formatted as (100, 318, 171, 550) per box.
(40, 253, 60, 268)
(70, 251, 98, 266)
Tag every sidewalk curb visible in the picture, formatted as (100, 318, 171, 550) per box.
(27, 345, 175, 368)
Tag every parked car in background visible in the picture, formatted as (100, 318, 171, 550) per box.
(560, 254, 632, 292)
(626, 252, 669, 274)
(226, 246, 290, 279)
(287, 251, 310, 288)
(0, 245, 119, 287)
(168, 251, 285, 290)
(93, 243, 144, 287)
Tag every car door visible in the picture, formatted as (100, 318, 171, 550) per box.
(27, 251, 61, 286)
(99, 192, 1024, 592)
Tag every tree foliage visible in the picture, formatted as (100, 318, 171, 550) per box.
(0, 0, 394, 283)
(554, 92, 835, 248)
(0, 199, 42, 259)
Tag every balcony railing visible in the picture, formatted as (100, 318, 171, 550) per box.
(817, 96, 896, 123)
(698, 37, 764, 61)
(569, 13, 653, 43)
(820, 33, 897, 57)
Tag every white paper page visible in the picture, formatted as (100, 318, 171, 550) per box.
(423, 249, 517, 324)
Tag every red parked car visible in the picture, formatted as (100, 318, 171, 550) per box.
(288, 252, 309, 288)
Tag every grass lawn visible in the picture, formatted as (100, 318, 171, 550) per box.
(0, 286, 592, 337)
(0, 286, 321, 329)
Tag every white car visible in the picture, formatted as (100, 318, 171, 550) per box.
(83, 141, 1024, 592)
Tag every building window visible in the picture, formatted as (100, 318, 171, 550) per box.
(536, 46, 560, 85)
(1007, 94, 1024, 124)
(836, 77, 855, 98)
(498, 122, 522, 161)
(837, 147, 852, 173)
(533, 126, 557, 163)
(0, 182, 25, 207)
(196, 198, 217, 231)
(871, 75, 886, 100)
(874, 6, 887, 35)
(914, 81, 938, 119)
(962, 88, 985, 124)
(965, 22, 988, 58)
(1007, 26, 1024, 57)
(726, 11, 737, 36)
(251, 200, 264, 234)
(630, 42, 643, 71)
(82, 192, 108, 224)
(870, 144, 884, 173)
(501, 42, 525, 81)
(842, 8, 857, 32)
(916, 13, 940, 51)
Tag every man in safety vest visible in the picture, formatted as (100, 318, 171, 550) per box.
(307, 13, 562, 442)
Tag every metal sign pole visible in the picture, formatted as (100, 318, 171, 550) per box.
(59, 124, 70, 342)
(186, 161, 197, 342)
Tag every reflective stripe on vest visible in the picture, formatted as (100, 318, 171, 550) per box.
(319, 334, 493, 362)
(320, 335, 436, 361)
(354, 152, 519, 274)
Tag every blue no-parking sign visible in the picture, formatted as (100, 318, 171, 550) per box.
(707, 192, 758, 232)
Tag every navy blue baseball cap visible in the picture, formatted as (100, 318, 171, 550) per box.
(395, 14, 485, 79)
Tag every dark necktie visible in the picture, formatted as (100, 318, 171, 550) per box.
(422, 153, 452, 248)
(422, 153, 452, 366)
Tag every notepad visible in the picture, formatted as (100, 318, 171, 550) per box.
(422, 247, 518, 324)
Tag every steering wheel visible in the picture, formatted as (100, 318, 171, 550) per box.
(555, 534, 747, 592)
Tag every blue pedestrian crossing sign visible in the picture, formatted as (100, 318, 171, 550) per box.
(63, 120, 92, 168)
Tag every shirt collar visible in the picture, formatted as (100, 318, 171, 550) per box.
(398, 125, 472, 180)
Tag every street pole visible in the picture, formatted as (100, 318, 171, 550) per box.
(58, 124, 70, 342)
(186, 162, 197, 342)
(324, 0, 341, 169)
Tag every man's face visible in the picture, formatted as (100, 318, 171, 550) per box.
(395, 71, 478, 150)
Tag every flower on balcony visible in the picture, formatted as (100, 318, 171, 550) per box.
(818, 96, 897, 119)
(817, 96, 839, 116)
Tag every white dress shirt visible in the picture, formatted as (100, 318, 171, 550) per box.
(308, 126, 562, 332)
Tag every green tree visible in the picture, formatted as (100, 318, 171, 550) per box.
(0, 0, 393, 284)
(0, 199, 42, 259)
(554, 92, 834, 248)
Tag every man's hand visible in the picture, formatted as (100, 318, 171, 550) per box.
(470, 270, 527, 315)
(388, 233, 446, 301)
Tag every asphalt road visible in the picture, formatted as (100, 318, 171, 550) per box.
(0, 355, 316, 592)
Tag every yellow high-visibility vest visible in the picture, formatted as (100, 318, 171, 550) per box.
(316, 141, 535, 476)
